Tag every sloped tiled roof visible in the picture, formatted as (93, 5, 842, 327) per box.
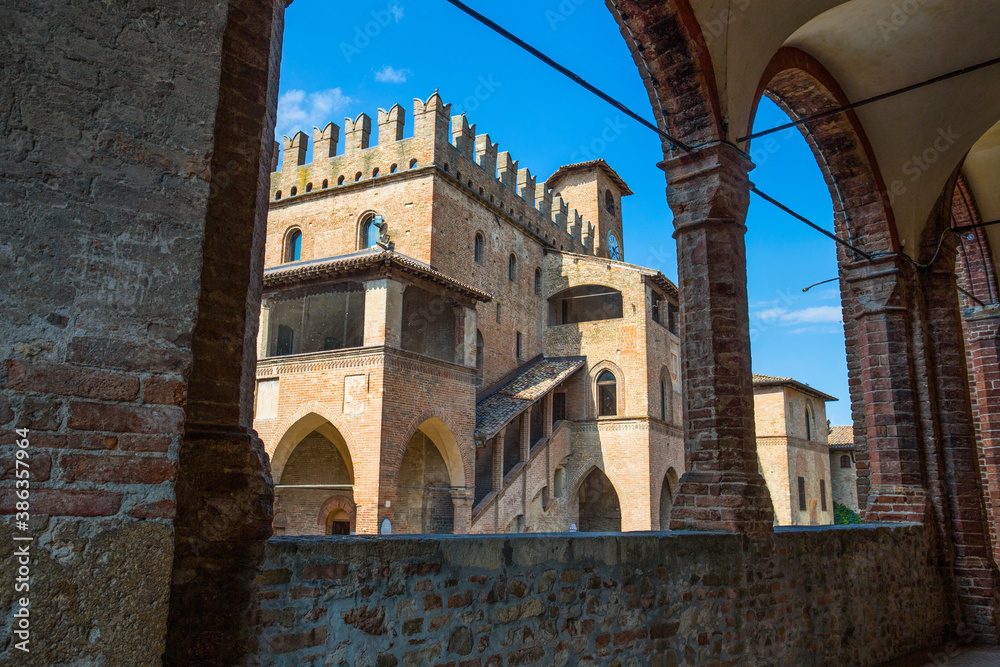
(476, 357, 585, 440)
(545, 159, 634, 196)
(828, 425, 856, 450)
(264, 248, 493, 302)
(752, 373, 838, 403)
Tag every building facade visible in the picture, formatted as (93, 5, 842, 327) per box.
(253, 93, 685, 536)
(828, 424, 861, 514)
(753, 374, 837, 526)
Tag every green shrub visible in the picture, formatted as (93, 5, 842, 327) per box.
(834, 502, 861, 525)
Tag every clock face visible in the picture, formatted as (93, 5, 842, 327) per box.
(608, 232, 621, 261)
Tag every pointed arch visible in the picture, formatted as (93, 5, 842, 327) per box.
(268, 402, 360, 484)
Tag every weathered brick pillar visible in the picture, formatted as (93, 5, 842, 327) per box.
(363, 278, 404, 347)
(519, 412, 531, 461)
(492, 428, 505, 492)
(450, 489, 474, 534)
(922, 249, 1000, 640)
(660, 143, 773, 535)
(966, 304, 1000, 566)
(542, 393, 553, 439)
(844, 256, 929, 522)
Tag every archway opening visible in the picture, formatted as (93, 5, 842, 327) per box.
(659, 467, 678, 531)
(576, 467, 621, 533)
(395, 426, 456, 535)
(274, 424, 354, 536)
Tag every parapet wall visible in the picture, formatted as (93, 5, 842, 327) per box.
(269, 92, 596, 255)
(245, 524, 948, 666)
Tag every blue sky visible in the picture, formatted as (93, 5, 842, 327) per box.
(277, 0, 850, 425)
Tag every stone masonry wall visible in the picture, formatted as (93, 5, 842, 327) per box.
(247, 525, 946, 666)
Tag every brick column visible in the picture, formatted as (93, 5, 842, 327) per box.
(966, 304, 1000, 565)
(363, 278, 404, 347)
(492, 428, 505, 492)
(455, 305, 478, 367)
(922, 252, 1000, 640)
(844, 256, 929, 522)
(659, 142, 773, 535)
(450, 489, 474, 535)
(542, 393, 553, 439)
(519, 412, 530, 461)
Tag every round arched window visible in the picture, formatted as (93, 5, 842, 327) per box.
(284, 229, 302, 263)
(597, 370, 617, 417)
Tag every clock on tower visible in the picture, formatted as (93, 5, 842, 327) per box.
(608, 231, 621, 261)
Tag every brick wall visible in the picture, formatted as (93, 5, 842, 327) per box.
(247, 526, 948, 666)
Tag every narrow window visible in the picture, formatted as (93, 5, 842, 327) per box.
(820, 480, 828, 511)
(805, 404, 813, 441)
(275, 324, 295, 356)
(476, 330, 484, 376)
(474, 233, 484, 263)
(305, 182, 312, 193)
(840, 454, 851, 469)
(390, 163, 397, 173)
(496, 303, 501, 324)
(354, 171, 362, 182)
(605, 189, 616, 215)
(275, 190, 282, 200)
(337, 175, 345, 186)
(661, 379, 668, 422)
(284, 229, 302, 263)
(516, 332, 523, 359)
(322, 179, 329, 188)
(798, 477, 807, 511)
(534, 268, 542, 295)
(597, 370, 617, 417)
(409, 158, 418, 169)
(508, 254, 517, 282)
(372, 168, 380, 178)
(290, 186, 297, 196)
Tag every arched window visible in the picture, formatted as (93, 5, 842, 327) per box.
(474, 233, 484, 263)
(605, 189, 616, 215)
(337, 175, 345, 186)
(361, 214, 382, 249)
(283, 229, 302, 263)
(534, 268, 542, 295)
(409, 158, 418, 169)
(840, 454, 851, 469)
(321, 179, 328, 189)
(354, 171, 362, 182)
(305, 182, 312, 193)
(274, 190, 282, 200)
(390, 163, 397, 173)
(476, 330, 484, 375)
(372, 167, 379, 178)
(290, 186, 297, 196)
(508, 254, 517, 282)
(596, 370, 617, 417)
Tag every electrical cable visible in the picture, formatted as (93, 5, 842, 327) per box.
(439, 0, 995, 284)
(740, 56, 1000, 143)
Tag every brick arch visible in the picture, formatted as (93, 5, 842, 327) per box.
(268, 402, 360, 485)
(389, 410, 470, 490)
(607, 0, 724, 148)
(317, 494, 356, 532)
(751, 46, 898, 255)
(952, 174, 999, 307)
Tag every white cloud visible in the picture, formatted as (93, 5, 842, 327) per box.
(276, 88, 353, 140)
(753, 305, 843, 325)
(374, 65, 410, 84)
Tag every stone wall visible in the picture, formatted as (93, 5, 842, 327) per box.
(247, 525, 947, 666)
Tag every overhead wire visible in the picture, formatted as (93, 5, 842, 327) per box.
(439, 0, 997, 298)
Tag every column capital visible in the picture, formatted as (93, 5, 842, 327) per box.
(659, 142, 754, 233)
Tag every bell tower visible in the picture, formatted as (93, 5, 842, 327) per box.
(545, 159, 632, 261)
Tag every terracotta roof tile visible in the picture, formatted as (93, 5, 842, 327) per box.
(475, 357, 585, 439)
(752, 373, 838, 402)
(828, 425, 856, 449)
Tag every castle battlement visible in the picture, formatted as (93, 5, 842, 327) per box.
(269, 92, 598, 255)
